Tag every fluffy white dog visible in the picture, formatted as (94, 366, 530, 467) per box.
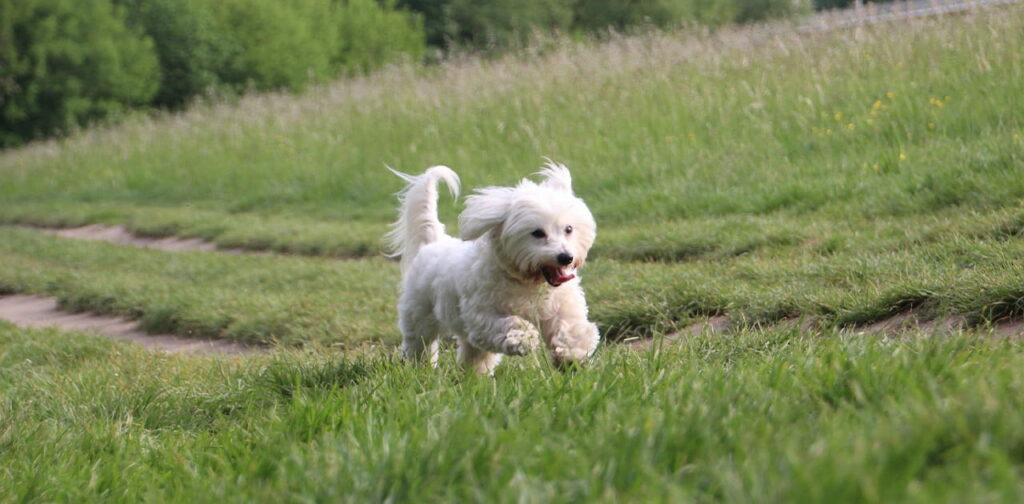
(386, 162, 600, 374)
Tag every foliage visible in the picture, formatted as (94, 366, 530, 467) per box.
(0, 0, 426, 145)
(813, 0, 898, 11)
(401, 0, 805, 48)
(448, 0, 574, 49)
(209, 0, 337, 93)
(572, 0, 735, 30)
(114, 0, 229, 108)
(0, 0, 159, 146)
(395, 0, 456, 48)
(334, 0, 426, 75)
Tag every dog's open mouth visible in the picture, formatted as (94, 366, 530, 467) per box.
(542, 266, 576, 287)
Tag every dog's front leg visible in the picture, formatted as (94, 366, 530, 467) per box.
(464, 312, 541, 357)
(541, 285, 601, 368)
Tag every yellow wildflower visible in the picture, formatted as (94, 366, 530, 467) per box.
(834, 112, 843, 121)
(886, 91, 895, 99)
(845, 123, 855, 131)
(899, 151, 907, 161)
(929, 97, 945, 108)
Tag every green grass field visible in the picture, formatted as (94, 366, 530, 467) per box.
(3, 322, 1024, 502)
(1, 5, 1024, 502)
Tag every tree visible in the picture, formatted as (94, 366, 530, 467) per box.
(0, 0, 159, 146)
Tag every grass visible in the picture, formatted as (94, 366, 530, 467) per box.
(1, 221, 1022, 345)
(2, 8, 1022, 229)
(3, 322, 1024, 502)
(1, 8, 1022, 337)
(1, 6, 1023, 501)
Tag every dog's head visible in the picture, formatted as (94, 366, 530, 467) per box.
(459, 161, 596, 287)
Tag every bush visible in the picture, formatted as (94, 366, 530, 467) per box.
(448, 0, 574, 49)
(573, 0, 802, 32)
(0, 0, 159, 147)
(572, 0, 701, 31)
(733, 0, 804, 23)
(114, 0, 228, 108)
(333, 0, 426, 75)
(116, 0, 424, 103)
(395, 0, 456, 48)
(206, 0, 425, 92)
(210, 0, 338, 93)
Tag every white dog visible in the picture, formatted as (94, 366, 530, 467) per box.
(386, 162, 600, 374)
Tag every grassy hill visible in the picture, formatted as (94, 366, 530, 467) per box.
(2, 6, 1024, 501)
(1, 6, 1022, 342)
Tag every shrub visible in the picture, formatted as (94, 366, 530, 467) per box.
(573, 0, 802, 32)
(572, 0, 701, 31)
(114, 0, 228, 108)
(333, 0, 426, 75)
(205, 0, 425, 92)
(813, 0, 899, 10)
(395, 0, 456, 49)
(210, 0, 338, 93)
(732, 0, 805, 23)
(448, 0, 574, 49)
(0, 0, 159, 147)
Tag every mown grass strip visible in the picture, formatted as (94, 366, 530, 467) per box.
(2, 227, 1023, 347)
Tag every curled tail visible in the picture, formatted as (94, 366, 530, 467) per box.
(386, 165, 461, 274)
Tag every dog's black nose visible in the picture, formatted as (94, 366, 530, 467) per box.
(556, 252, 573, 266)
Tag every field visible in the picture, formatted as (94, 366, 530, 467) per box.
(1, 4, 1024, 502)
(4, 323, 1024, 502)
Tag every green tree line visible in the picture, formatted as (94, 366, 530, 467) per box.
(1, 0, 807, 148)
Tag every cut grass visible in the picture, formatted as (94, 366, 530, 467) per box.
(2, 223, 1022, 346)
(3, 322, 1024, 502)
(0, 228, 398, 346)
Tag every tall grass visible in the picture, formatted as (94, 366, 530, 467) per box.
(1, 6, 1020, 224)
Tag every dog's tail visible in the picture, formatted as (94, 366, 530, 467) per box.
(386, 165, 460, 273)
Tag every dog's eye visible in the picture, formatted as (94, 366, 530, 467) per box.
(531, 229, 546, 239)
(565, 225, 573, 235)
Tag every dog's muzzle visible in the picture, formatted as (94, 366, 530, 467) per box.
(542, 266, 575, 287)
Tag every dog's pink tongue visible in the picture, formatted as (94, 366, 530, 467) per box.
(555, 271, 576, 284)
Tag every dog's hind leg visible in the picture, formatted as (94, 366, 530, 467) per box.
(457, 339, 503, 376)
(399, 308, 441, 367)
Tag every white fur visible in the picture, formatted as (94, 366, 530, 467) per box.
(387, 162, 600, 374)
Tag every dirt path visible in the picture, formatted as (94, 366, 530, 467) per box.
(0, 295, 255, 355)
(624, 311, 1022, 348)
(36, 224, 240, 253)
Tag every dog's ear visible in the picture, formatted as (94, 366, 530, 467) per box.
(537, 160, 574, 194)
(460, 187, 514, 240)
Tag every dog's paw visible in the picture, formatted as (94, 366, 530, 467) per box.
(501, 317, 540, 356)
(550, 322, 600, 366)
